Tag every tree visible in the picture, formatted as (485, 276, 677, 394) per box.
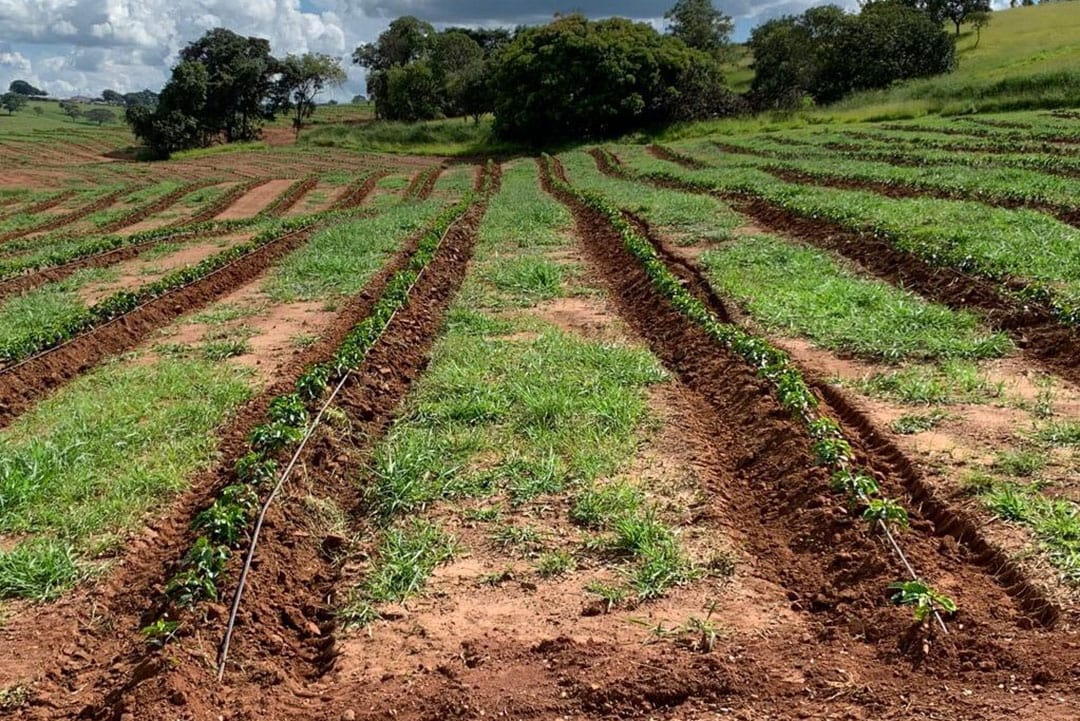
(1, 93, 28, 115)
(85, 108, 117, 125)
(665, 0, 734, 59)
(749, 3, 955, 109)
(384, 62, 442, 121)
(9, 80, 46, 97)
(432, 31, 485, 118)
(32, 106, 43, 116)
(441, 27, 513, 55)
(945, 0, 991, 35)
(101, 89, 125, 105)
(969, 10, 991, 47)
(491, 14, 736, 143)
(59, 100, 83, 121)
(123, 89, 159, 108)
(352, 16, 435, 118)
(179, 28, 279, 142)
(276, 53, 347, 138)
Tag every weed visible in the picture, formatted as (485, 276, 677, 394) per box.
(363, 519, 457, 603)
(994, 450, 1046, 477)
(463, 506, 502, 523)
(0, 684, 30, 711)
(570, 481, 643, 528)
(891, 410, 949, 435)
(202, 338, 251, 360)
(490, 524, 546, 555)
(476, 567, 516, 587)
(1036, 421, 1080, 446)
(585, 580, 627, 611)
(536, 550, 576, 578)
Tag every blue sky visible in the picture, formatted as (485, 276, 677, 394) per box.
(0, 0, 854, 100)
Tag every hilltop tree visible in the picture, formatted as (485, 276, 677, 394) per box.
(102, 89, 125, 105)
(123, 89, 158, 107)
(897, 0, 991, 34)
(85, 108, 117, 125)
(9, 80, 46, 97)
(969, 10, 991, 47)
(59, 100, 83, 121)
(276, 53, 347, 137)
(1, 93, 28, 115)
(665, 0, 734, 59)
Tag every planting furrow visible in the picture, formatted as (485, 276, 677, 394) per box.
(172, 179, 269, 227)
(615, 147, 1080, 389)
(98, 180, 219, 234)
(329, 171, 386, 210)
(707, 142, 1080, 229)
(403, 164, 445, 201)
(40, 166, 500, 720)
(0, 226, 239, 303)
(0, 188, 130, 244)
(260, 176, 319, 218)
(0, 219, 323, 427)
(0, 204, 460, 715)
(7, 190, 77, 218)
(538, 157, 1080, 718)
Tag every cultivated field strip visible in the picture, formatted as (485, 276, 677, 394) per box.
(4, 165, 498, 719)
(0, 187, 132, 244)
(568, 150, 1065, 618)
(536, 156, 1080, 719)
(96, 179, 220, 234)
(603, 146, 1080, 386)
(0, 217, 327, 426)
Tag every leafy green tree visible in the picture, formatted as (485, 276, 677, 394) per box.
(749, 3, 955, 109)
(1, 93, 28, 115)
(179, 28, 279, 142)
(492, 14, 734, 143)
(58, 100, 83, 121)
(123, 89, 158, 107)
(665, 0, 734, 59)
(85, 107, 117, 125)
(432, 31, 485, 118)
(441, 27, 513, 55)
(101, 89, 125, 105)
(384, 62, 442, 121)
(276, 53, 347, 137)
(352, 16, 435, 118)
(897, 0, 990, 34)
(9, 80, 46, 97)
(969, 9, 991, 48)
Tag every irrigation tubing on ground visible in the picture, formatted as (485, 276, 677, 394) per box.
(216, 208, 467, 682)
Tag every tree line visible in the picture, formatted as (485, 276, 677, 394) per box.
(124, 0, 982, 155)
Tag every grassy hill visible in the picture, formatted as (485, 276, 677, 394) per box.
(829, 2, 1080, 120)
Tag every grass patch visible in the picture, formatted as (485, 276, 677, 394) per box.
(993, 450, 1046, 478)
(264, 201, 440, 302)
(851, 360, 1002, 405)
(0, 358, 251, 599)
(891, 410, 949, 435)
(303, 117, 523, 156)
(699, 236, 1009, 362)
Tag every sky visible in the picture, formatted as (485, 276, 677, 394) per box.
(0, 0, 860, 101)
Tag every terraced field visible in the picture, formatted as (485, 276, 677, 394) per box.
(2, 109, 1080, 720)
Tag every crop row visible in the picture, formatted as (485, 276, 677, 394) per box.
(630, 146, 1080, 327)
(0, 187, 132, 244)
(163, 163, 496, 613)
(0, 213, 326, 366)
(709, 138, 1080, 213)
(258, 176, 319, 218)
(542, 154, 955, 622)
